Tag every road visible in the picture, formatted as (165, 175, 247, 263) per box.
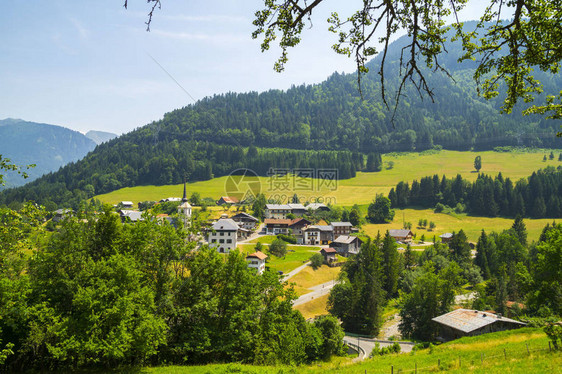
(292, 280, 338, 306)
(283, 261, 311, 281)
(343, 336, 415, 360)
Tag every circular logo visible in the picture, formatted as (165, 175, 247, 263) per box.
(224, 168, 261, 203)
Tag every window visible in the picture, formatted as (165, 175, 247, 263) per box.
(212, 239, 217, 243)
(220, 232, 224, 236)
(219, 239, 225, 243)
(227, 239, 232, 243)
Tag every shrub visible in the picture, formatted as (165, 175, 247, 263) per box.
(310, 253, 324, 269)
(276, 234, 297, 244)
(434, 203, 445, 213)
(269, 239, 288, 257)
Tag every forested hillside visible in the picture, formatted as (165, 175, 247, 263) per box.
(0, 119, 96, 189)
(1, 22, 560, 208)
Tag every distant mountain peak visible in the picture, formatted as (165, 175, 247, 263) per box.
(85, 130, 118, 145)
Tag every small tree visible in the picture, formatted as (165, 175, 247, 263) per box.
(269, 239, 288, 257)
(189, 192, 201, 206)
(549, 151, 555, 160)
(429, 221, 436, 231)
(474, 155, 482, 172)
(543, 155, 548, 161)
(310, 253, 324, 269)
(422, 219, 428, 228)
(418, 218, 423, 228)
(255, 242, 263, 252)
(559, 153, 562, 161)
(366, 195, 395, 223)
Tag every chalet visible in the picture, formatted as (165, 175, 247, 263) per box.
(331, 235, 363, 256)
(120, 201, 134, 209)
(53, 208, 72, 222)
(265, 203, 306, 219)
(304, 225, 333, 245)
(217, 196, 239, 205)
(432, 309, 526, 341)
(331, 222, 353, 238)
(231, 212, 259, 231)
(264, 218, 292, 235)
(388, 229, 413, 243)
(237, 227, 252, 240)
(246, 251, 268, 275)
(208, 218, 239, 253)
(287, 203, 306, 216)
(306, 203, 330, 212)
(156, 213, 174, 226)
(320, 248, 337, 264)
(289, 218, 312, 243)
(440, 233, 453, 244)
(265, 204, 291, 219)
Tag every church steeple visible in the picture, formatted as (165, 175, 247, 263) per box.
(182, 178, 188, 202)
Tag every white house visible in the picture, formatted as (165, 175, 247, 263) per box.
(264, 204, 292, 219)
(208, 218, 239, 253)
(246, 251, 268, 275)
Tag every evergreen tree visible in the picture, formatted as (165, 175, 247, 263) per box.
(382, 231, 400, 297)
(404, 244, 414, 270)
(511, 215, 528, 246)
(366, 195, 395, 223)
(475, 230, 491, 279)
(349, 208, 361, 227)
(449, 229, 471, 264)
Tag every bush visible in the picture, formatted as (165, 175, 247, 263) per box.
(276, 234, 297, 244)
(370, 342, 401, 357)
(434, 203, 445, 213)
(310, 253, 324, 269)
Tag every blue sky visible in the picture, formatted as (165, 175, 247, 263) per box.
(0, 1, 488, 135)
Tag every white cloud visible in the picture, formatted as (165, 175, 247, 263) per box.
(69, 17, 90, 39)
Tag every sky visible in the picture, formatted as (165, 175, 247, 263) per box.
(0, 1, 489, 135)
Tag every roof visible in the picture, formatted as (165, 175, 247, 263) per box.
(211, 218, 239, 231)
(306, 203, 329, 210)
(321, 248, 337, 254)
(218, 196, 239, 204)
(121, 201, 133, 206)
(266, 204, 291, 210)
(289, 218, 311, 226)
(264, 218, 292, 225)
(161, 197, 181, 202)
(440, 233, 454, 239)
(287, 203, 305, 210)
(305, 225, 332, 232)
(178, 201, 192, 208)
(231, 212, 259, 221)
(247, 252, 268, 260)
(431, 309, 526, 333)
(123, 211, 143, 222)
(331, 221, 353, 227)
(333, 235, 360, 244)
(388, 229, 413, 237)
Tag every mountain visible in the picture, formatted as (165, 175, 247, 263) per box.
(0, 119, 97, 189)
(1, 22, 561, 207)
(85, 130, 118, 145)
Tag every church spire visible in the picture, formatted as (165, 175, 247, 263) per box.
(182, 178, 188, 202)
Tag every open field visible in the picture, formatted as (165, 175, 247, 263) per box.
(362, 208, 554, 242)
(95, 149, 561, 206)
(141, 328, 561, 373)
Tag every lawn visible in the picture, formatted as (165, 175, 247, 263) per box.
(266, 246, 320, 273)
(94, 149, 560, 207)
(141, 328, 561, 373)
(288, 265, 340, 289)
(362, 208, 554, 242)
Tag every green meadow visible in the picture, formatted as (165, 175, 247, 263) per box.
(94, 149, 560, 242)
(95, 149, 561, 206)
(140, 328, 561, 373)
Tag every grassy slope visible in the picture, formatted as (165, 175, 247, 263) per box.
(141, 328, 561, 373)
(95, 150, 561, 206)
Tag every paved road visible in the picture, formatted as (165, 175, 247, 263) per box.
(343, 336, 415, 360)
(292, 280, 338, 306)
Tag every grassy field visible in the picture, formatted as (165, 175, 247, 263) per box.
(95, 149, 561, 207)
(362, 208, 555, 242)
(293, 294, 330, 319)
(141, 328, 561, 373)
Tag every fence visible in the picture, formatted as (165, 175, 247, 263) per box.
(356, 340, 559, 373)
